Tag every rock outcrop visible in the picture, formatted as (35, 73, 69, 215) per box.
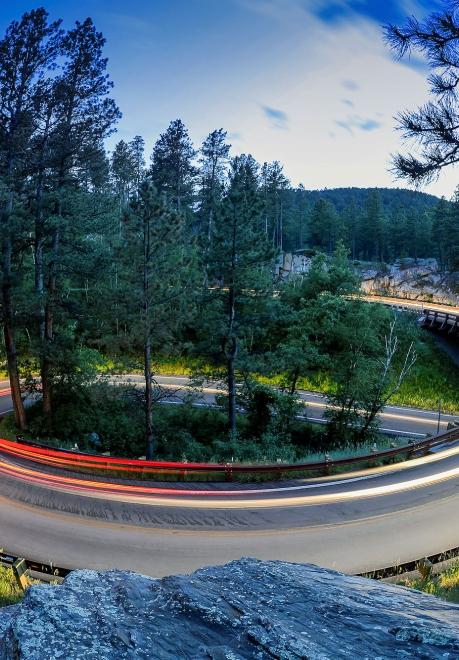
(277, 253, 459, 306)
(360, 258, 459, 307)
(0, 558, 458, 659)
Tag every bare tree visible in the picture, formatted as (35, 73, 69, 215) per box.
(326, 320, 417, 446)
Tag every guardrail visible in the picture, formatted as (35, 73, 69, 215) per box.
(0, 549, 70, 587)
(1, 426, 458, 482)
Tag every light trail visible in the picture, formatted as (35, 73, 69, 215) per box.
(1, 442, 459, 508)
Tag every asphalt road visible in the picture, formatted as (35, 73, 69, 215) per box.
(0, 439, 458, 576)
(1, 374, 456, 437)
(1, 375, 459, 577)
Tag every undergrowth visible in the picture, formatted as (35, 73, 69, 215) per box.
(0, 566, 23, 607)
(401, 561, 459, 603)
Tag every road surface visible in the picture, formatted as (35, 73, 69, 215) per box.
(1, 374, 456, 438)
(0, 431, 458, 576)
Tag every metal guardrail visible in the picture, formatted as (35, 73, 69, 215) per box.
(0, 548, 70, 590)
(1, 425, 458, 482)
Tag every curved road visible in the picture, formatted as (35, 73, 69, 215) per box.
(0, 434, 458, 577)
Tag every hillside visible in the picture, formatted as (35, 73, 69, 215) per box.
(280, 186, 447, 261)
(296, 186, 440, 215)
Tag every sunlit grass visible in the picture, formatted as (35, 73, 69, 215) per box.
(0, 566, 23, 607)
(401, 561, 459, 603)
(151, 337, 459, 415)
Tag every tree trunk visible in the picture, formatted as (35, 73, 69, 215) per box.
(2, 284, 27, 429)
(41, 227, 59, 415)
(226, 282, 237, 441)
(1, 194, 27, 429)
(227, 339, 237, 441)
(144, 337, 154, 460)
(143, 205, 154, 460)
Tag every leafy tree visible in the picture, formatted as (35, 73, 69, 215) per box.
(325, 316, 416, 447)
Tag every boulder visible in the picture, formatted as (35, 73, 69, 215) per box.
(0, 558, 458, 659)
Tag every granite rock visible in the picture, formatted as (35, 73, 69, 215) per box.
(0, 558, 458, 659)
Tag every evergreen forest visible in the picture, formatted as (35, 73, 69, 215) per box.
(1, 8, 459, 465)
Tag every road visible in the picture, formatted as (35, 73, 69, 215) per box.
(1, 375, 459, 577)
(0, 436, 458, 576)
(1, 374, 456, 438)
(360, 294, 459, 315)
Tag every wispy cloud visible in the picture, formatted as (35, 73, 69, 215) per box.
(336, 115, 382, 134)
(342, 79, 359, 91)
(342, 98, 354, 107)
(262, 105, 289, 130)
(101, 12, 153, 33)
(228, 131, 243, 142)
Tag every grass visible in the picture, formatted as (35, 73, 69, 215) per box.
(149, 334, 459, 415)
(401, 561, 459, 603)
(0, 566, 24, 607)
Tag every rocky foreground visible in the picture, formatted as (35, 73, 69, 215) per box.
(0, 558, 458, 659)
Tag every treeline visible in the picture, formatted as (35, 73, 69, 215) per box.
(112, 134, 458, 267)
(0, 8, 421, 459)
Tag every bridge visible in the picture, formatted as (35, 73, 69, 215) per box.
(360, 294, 459, 336)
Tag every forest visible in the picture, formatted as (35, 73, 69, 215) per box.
(1, 8, 459, 464)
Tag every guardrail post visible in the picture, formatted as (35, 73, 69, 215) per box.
(225, 463, 233, 482)
(323, 453, 331, 476)
(12, 558, 30, 591)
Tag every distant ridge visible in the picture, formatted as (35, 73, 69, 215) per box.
(295, 186, 441, 214)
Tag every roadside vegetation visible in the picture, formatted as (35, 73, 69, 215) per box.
(401, 562, 459, 604)
(0, 567, 23, 608)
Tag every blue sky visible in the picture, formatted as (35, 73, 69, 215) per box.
(0, 1, 454, 196)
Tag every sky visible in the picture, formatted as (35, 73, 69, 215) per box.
(0, 0, 456, 198)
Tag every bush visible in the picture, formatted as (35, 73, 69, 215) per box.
(26, 382, 145, 456)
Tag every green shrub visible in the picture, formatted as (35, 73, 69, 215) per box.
(0, 566, 23, 607)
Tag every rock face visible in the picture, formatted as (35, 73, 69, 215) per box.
(277, 253, 459, 306)
(1, 559, 458, 659)
(360, 258, 459, 307)
(276, 252, 312, 278)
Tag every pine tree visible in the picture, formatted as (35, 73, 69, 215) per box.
(386, 3, 459, 184)
(308, 198, 339, 254)
(35, 17, 120, 415)
(111, 140, 137, 210)
(150, 119, 197, 216)
(118, 182, 197, 458)
(207, 155, 275, 440)
(260, 161, 290, 250)
(362, 191, 385, 261)
(432, 197, 451, 269)
(0, 8, 63, 429)
(198, 128, 230, 242)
